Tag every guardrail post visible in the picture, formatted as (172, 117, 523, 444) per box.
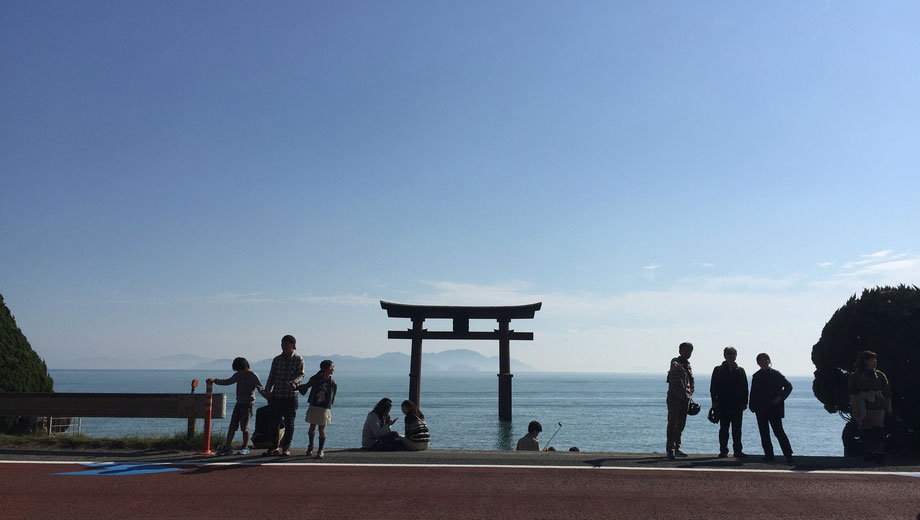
(200, 380, 215, 455)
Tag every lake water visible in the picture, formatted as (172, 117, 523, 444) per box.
(48, 370, 846, 456)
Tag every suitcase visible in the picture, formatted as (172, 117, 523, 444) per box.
(251, 404, 284, 449)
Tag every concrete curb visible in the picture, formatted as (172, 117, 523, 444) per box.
(2, 447, 918, 473)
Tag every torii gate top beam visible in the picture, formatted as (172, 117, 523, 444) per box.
(380, 301, 542, 321)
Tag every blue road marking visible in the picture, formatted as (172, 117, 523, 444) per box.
(54, 463, 183, 476)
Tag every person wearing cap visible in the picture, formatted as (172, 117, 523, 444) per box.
(666, 342, 694, 459)
(260, 334, 304, 456)
(710, 346, 749, 458)
(516, 420, 542, 451)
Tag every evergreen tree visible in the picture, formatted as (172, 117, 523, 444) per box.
(0, 293, 55, 433)
(811, 285, 920, 454)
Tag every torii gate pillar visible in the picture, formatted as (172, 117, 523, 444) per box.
(497, 318, 513, 420)
(408, 317, 424, 406)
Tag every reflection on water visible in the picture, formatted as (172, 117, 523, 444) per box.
(494, 420, 515, 450)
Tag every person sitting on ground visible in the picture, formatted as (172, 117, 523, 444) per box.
(208, 357, 264, 456)
(362, 397, 400, 451)
(399, 399, 430, 451)
(516, 420, 543, 451)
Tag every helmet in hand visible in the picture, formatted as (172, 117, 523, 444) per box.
(707, 407, 720, 424)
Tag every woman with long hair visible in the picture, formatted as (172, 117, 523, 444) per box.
(361, 397, 400, 451)
(399, 399, 430, 451)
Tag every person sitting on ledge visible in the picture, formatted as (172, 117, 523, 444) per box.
(516, 420, 543, 451)
(362, 397, 400, 451)
(399, 399, 430, 451)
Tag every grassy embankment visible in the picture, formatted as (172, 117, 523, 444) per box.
(0, 432, 224, 451)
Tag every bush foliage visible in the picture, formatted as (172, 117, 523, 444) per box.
(811, 285, 920, 450)
(0, 293, 55, 432)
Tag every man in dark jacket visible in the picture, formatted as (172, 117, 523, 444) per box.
(710, 346, 748, 458)
(749, 352, 794, 463)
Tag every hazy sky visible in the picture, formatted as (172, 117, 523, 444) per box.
(2, 2, 918, 375)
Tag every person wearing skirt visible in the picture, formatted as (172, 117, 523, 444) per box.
(298, 360, 337, 459)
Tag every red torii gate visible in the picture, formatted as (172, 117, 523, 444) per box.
(380, 300, 542, 421)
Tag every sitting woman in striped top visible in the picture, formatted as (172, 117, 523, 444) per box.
(399, 399, 430, 451)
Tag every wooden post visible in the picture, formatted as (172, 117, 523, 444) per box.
(188, 379, 198, 438)
(408, 317, 424, 406)
(497, 318, 513, 421)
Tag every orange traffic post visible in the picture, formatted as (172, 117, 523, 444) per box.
(200, 380, 215, 455)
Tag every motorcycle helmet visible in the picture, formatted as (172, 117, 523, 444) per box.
(708, 407, 720, 424)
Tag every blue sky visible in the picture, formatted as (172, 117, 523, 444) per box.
(2, 2, 918, 375)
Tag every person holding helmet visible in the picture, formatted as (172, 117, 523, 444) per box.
(665, 342, 695, 459)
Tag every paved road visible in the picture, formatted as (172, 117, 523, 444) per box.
(3, 458, 919, 519)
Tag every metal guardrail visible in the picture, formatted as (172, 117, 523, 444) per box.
(0, 393, 226, 419)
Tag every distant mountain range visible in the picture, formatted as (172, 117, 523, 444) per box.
(51, 349, 536, 373)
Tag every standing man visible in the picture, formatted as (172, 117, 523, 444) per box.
(710, 346, 748, 458)
(260, 334, 304, 456)
(666, 342, 694, 459)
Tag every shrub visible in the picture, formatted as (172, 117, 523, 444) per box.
(811, 285, 920, 454)
(0, 293, 55, 433)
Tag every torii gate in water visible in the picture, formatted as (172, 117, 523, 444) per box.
(380, 300, 542, 421)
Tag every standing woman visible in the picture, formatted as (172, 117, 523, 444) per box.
(848, 350, 892, 464)
(749, 353, 794, 463)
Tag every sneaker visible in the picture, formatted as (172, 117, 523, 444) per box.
(216, 446, 232, 456)
(674, 450, 688, 458)
(733, 452, 747, 459)
(666, 451, 676, 460)
(238, 447, 251, 455)
(280, 449, 291, 457)
(718, 452, 728, 458)
(306, 444, 314, 457)
(315, 449, 324, 460)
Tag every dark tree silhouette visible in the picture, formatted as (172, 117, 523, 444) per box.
(811, 285, 920, 454)
(0, 293, 55, 433)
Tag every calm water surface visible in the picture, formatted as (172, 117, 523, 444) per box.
(49, 370, 845, 456)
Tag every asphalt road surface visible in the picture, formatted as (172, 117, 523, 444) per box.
(3, 460, 918, 519)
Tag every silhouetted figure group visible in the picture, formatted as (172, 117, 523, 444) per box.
(208, 335, 429, 459)
(666, 342, 795, 463)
